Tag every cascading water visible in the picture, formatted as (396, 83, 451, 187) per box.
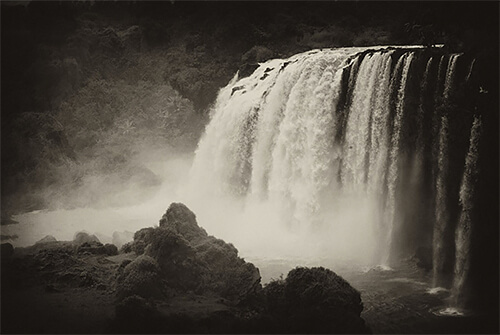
(432, 53, 462, 288)
(452, 115, 482, 307)
(188, 46, 484, 307)
(433, 114, 450, 287)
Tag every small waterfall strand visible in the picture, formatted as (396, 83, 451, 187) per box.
(452, 115, 482, 306)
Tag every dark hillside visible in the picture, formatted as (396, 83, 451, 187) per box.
(1, 1, 498, 217)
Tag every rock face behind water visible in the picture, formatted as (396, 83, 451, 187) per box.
(125, 203, 261, 303)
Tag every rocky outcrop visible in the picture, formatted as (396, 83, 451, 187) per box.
(122, 203, 261, 303)
(413, 246, 433, 271)
(115, 255, 163, 299)
(77, 242, 118, 256)
(263, 267, 369, 333)
(239, 46, 275, 78)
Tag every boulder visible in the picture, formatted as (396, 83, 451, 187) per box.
(103, 243, 119, 256)
(263, 267, 369, 333)
(115, 255, 163, 299)
(130, 227, 156, 255)
(159, 202, 208, 243)
(73, 231, 100, 245)
(125, 202, 261, 302)
(413, 246, 433, 271)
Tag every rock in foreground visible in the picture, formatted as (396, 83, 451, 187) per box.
(112, 202, 369, 333)
(1, 202, 369, 334)
(264, 267, 369, 333)
(120, 202, 261, 303)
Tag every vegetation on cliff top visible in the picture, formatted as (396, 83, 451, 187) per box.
(1, 1, 498, 217)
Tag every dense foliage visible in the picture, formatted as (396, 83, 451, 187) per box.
(1, 1, 497, 217)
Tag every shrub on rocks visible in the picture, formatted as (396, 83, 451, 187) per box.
(116, 255, 163, 300)
(131, 227, 156, 255)
(120, 203, 261, 302)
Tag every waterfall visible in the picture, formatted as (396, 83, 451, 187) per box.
(443, 54, 461, 100)
(433, 114, 450, 287)
(432, 53, 461, 287)
(188, 46, 482, 293)
(384, 52, 414, 263)
(466, 58, 476, 82)
(452, 115, 482, 306)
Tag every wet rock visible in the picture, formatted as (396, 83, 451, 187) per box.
(414, 246, 433, 271)
(264, 267, 369, 333)
(231, 85, 245, 96)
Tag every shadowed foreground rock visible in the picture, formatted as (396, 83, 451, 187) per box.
(112, 202, 369, 333)
(264, 267, 369, 333)
(0, 202, 369, 334)
(118, 202, 261, 303)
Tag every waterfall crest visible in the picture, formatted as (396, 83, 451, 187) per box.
(188, 46, 483, 299)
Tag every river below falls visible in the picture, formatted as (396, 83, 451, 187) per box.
(247, 257, 497, 334)
(3, 209, 497, 334)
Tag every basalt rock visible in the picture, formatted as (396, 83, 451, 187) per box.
(115, 255, 163, 299)
(124, 202, 261, 303)
(264, 267, 369, 334)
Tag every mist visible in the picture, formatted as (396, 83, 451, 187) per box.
(3, 148, 194, 248)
